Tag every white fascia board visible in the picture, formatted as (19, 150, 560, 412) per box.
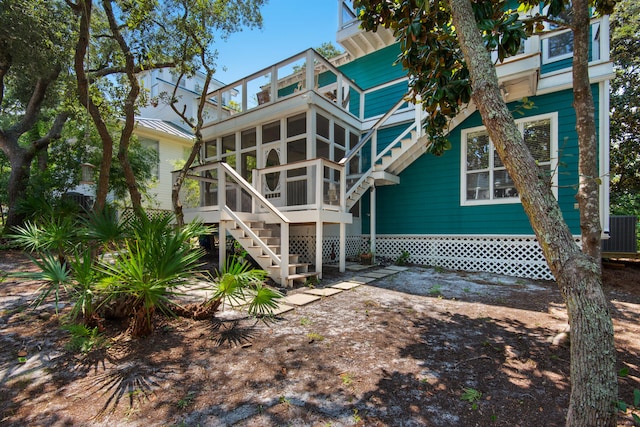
(537, 61, 615, 95)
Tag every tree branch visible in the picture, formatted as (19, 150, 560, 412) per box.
(32, 111, 71, 152)
(90, 61, 176, 78)
(7, 66, 61, 141)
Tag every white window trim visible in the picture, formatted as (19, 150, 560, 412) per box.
(460, 112, 558, 206)
(542, 27, 574, 64)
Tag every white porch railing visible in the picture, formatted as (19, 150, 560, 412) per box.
(253, 158, 347, 213)
(205, 49, 365, 122)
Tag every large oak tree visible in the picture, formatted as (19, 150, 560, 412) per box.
(67, 0, 265, 216)
(0, 0, 73, 231)
(355, 0, 618, 424)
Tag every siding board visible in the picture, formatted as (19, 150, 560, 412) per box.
(371, 87, 599, 237)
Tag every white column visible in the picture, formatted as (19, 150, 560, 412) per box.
(281, 222, 290, 286)
(370, 185, 376, 263)
(339, 222, 346, 273)
(315, 221, 323, 279)
(218, 220, 227, 269)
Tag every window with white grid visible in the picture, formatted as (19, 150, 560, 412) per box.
(461, 113, 557, 206)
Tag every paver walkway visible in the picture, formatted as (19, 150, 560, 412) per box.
(273, 264, 409, 316)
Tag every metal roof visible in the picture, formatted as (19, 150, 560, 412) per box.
(135, 117, 194, 140)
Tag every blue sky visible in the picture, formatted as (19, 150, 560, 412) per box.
(214, 1, 340, 84)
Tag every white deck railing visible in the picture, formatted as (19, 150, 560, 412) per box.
(253, 158, 346, 213)
(205, 49, 365, 122)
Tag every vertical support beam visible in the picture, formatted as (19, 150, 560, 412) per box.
(599, 80, 610, 234)
(281, 222, 290, 287)
(370, 184, 376, 263)
(315, 220, 323, 279)
(216, 90, 222, 123)
(339, 222, 346, 273)
(270, 65, 278, 102)
(242, 81, 248, 112)
(315, 159, 323, 209)
(252, 168, 258, 214)
(340, 160, 346, 212)
(414, 95, 423, 138)
(219, 163, 228, 268)
(306, 49, 315, 91)
(600, 16, 610, 63)
(219, 220, 227, 270)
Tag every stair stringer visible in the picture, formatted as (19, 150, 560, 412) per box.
(222, 209, 319, 287)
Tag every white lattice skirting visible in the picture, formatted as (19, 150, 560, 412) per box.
(291, 234, 576, 281)
(369, 235, 559, 280)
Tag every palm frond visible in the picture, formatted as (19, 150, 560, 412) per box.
(81, 205, 128, 249)
(247, 283, 283, 318)
(13, 252, 72, 313)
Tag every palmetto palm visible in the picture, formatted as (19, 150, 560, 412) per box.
(9, 216, 79, 264)
(211, 256, 282, 319)
(97, 215, 210, 336)
(81, 205, 129, 252)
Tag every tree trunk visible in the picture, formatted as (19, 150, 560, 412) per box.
(4, 147, 34, 231)
(573, 0, 602, 262)
(103, 0, 144, 217)
(172, 132, 204, 228)
(448, 0, 617, 425)
(117, 146, 144, 215)
(72, 0, 112, 213)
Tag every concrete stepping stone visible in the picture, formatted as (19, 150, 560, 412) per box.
(284, 293, 321, 306)
(271, 303, 295, 315)
(304, 288, 343, 297)
(361, 271, 391, 279)
(384, 266, 409, 271)
(347, 276, 376, 284)
(378, 268, 402, 275)
(330, 281, 362, 290)
(345, 264, 371, 271)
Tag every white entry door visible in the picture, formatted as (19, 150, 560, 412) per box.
(262, 145, 283, 207)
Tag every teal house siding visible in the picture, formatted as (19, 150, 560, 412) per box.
(369, 87, 600, 237)
(363, 82, 408, 118)
(339, 44, 406, 90)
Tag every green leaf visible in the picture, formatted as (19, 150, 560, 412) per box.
(618, 400, 628, 412)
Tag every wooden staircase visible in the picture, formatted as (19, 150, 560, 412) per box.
(346, 131, 431, 210)
(226, 219, 319, 288)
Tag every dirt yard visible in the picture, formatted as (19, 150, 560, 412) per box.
(1, 250, 639, 426)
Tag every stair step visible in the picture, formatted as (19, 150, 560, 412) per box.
(247, 245, 280, 255)
(286, 272, 320, 287)
(268, 263, 310, 275)
(257, 254, 300, 263)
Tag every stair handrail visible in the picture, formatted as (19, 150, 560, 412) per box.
(219, 162, 290, 225)
(372, 122, 418, 166)
(221, 205, 281, 263)
(339, 93, 410, 167)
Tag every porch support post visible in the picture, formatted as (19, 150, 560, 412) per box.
(315, 221, 323, 279)
(370, 185, 376, 263)
(306, 49, 315, 90)
(218, 221, 227, 269)
(219, 163, 227, 269)
(339, 222, 346, 273)
(281, 222, 290, 287)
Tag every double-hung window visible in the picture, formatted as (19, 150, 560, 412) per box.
(461, 113, 557, 205)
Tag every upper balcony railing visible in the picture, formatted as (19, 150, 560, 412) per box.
(205, 49, 365, 123)
(338, 0, 358, 32)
